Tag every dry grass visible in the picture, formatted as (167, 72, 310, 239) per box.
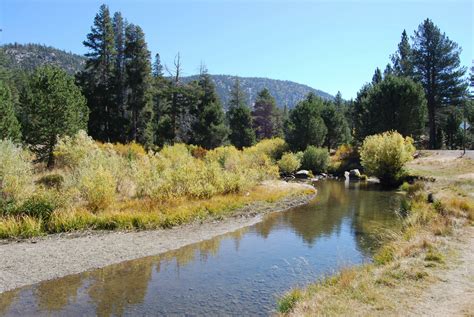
(1, 182, 314, 238)
(278, 152, 474, 316)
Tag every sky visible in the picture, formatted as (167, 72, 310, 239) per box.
(1, 0, 472, 99)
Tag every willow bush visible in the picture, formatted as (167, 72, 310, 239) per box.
(360, 131, 415, 186)
(0, 140, 34, 205)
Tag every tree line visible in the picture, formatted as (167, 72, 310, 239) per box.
(1, 5, 473, 168)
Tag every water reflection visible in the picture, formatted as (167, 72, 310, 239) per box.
(1, 180, 401, 316)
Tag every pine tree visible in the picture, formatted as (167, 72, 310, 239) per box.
(366, 75, 427, 139)
(0, 81, 21, 142)
(412, 18, 467, 149)
(227, 77, 255, 148)
(321, 101, 351, 151)
(252, 88, 280, 140)
(391, 30, 414, 77)
(372, 68, 383, 84)
(152, 53, 164, 78)
(285, 93, 327, 151)
(22, 66, 89, 167)
(80, 4, 117, 142)
(190, 69, 228, 149)
(124, 24, 154, 146)
(384, 63, 394, 77)
(353, 84, 372, 143)
(112, 11, 128, 142)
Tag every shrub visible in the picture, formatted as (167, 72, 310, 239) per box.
(36, 174, 64, 190)
(78, 165, 116, 211)
(278, 152, 301, 175)
(360, 131, 415, 186)
(277, 289, 303, 313)
(249, 138, 287, 161)
(54, 130, 99, 168)
(0, 140, 33, 204)
(301, 146, 329, 173)
(329, 144, 362, 176)
(108, 142, 146, 160)
(16, 191, 59, 220)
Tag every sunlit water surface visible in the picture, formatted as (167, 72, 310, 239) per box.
(0, 180, 402, 316)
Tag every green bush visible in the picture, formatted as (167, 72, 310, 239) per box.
(278, 152, 301, 175)
(0, 140, 33, 204)
(301, 146, 329, 173)
(360, 131, 415, 186)
(16, 193, 58, 220)
(277, 289, 303, 313)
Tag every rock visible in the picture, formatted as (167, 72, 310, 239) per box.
(295, 170, 310, 179)
(344, 171, 350, 179)
(320, 173, 328, 178)
(427, 192, 435, 203)
(349, 169, 362, 180)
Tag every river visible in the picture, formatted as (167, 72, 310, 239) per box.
(0, 180, 402, 316)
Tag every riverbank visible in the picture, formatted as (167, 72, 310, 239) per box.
(0, 180, 315, 293)
(278, 151, 474, 316)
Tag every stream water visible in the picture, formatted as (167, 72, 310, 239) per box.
(0, 180, 402, 316)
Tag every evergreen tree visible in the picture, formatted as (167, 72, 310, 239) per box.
(112, 11, 128, 142)
(365, 75, 427, 139)
(412, 18, 467, 149)
(391, 30, 414, 77)
(384, 63, 394, 77)
(0, 81, 21, 142)
(334, 91, 344, 108)
(353, 83, 373, 143)
(443, 106, 462, 149)
(190, 69, 228, 149)
(252, 88, 280, 140)
(285, 93, 327, 151)
(321, 101, 351, 151)
(152, 53, 164, 78)
(372, 67, 383, 84)
(22, 66, 89, 167)
(124, 24, 154, 146)
(227, 77, 255, 148)
(80, 4, 117, 142)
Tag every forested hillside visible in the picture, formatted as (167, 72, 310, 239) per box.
(1, 43, 85, 74)
(182, 74, 333, 109)
(0, 43, 332, 108)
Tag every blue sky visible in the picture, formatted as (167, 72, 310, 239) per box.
(1, 0, 472, 99)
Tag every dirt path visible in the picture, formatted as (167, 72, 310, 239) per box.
(406, 226, 474, 317)
(0, 181, 315, 294)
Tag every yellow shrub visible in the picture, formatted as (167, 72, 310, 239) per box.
(54, 130, 99, 168)
(248, 138, 287, 161)
(0, 140, 34, 203)
(278, 152, 301, 174)
(360, 131, 415, 185)
(78, 165, 116, 211)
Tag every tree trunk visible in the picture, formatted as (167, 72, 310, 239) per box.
(428, 100, 436, 149)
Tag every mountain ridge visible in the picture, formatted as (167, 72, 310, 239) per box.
(1, 43, 334, 108)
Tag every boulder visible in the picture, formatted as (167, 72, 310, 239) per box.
(349, 169, 361, 179)
(295, 170, 310, 179)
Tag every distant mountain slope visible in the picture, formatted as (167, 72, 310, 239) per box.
(182, 74, 333, 109)
(1, 43, 86, 74)
(1, 43, 333, 108)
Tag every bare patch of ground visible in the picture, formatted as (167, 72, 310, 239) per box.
(405, 226, 474, 317)
(0, 181, 315, 293)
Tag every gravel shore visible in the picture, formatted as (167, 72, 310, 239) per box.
(0, 181, 315, 293)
